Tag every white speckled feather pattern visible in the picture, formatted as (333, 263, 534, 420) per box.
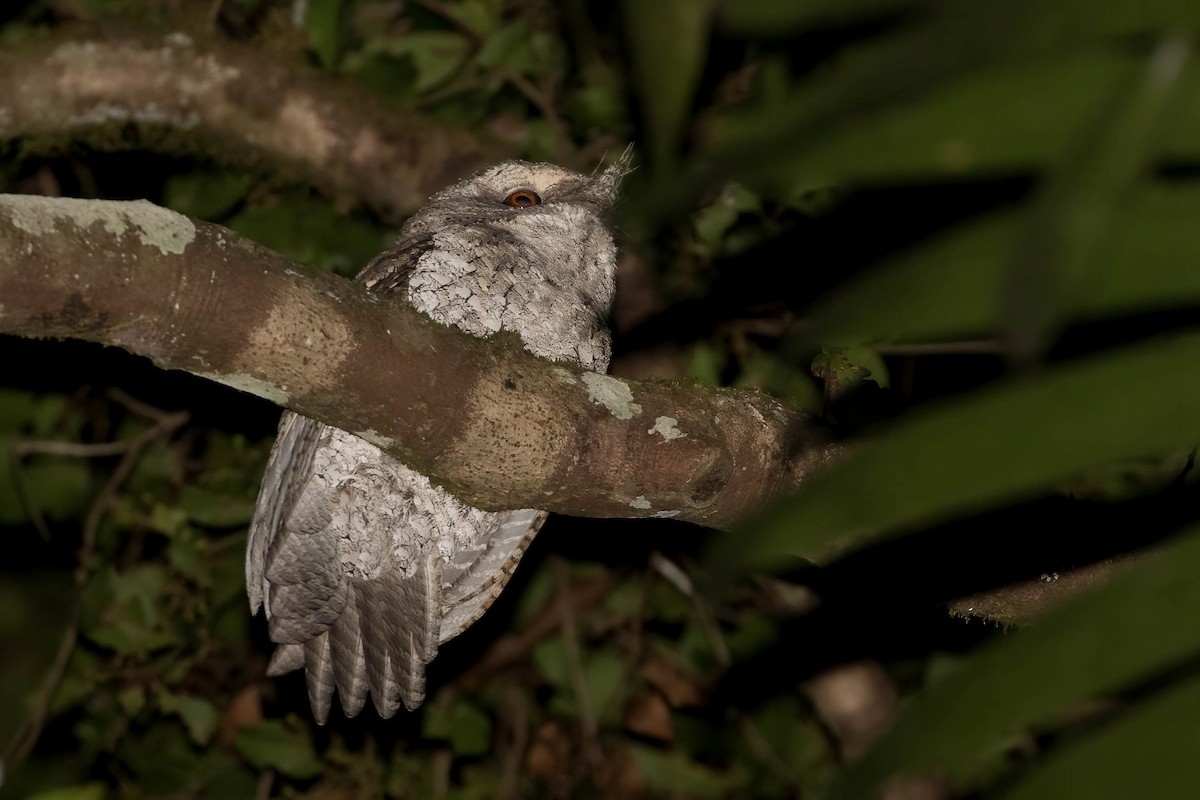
(247, 150, 631, 721)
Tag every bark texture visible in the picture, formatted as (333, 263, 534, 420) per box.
(0, 33, 500, 222)
(0, 194, 838, 530)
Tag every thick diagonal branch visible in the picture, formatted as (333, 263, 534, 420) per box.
(0, 33, 499, 222)
(0, 194, 837, 529)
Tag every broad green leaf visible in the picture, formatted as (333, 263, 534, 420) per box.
(157, 690, 220, 745)
(0, 570, 75, 743)
(25, 784, 106, 800)
(117, 723, 252, 795)
(474, 22, 532, 72)
(720, 330, 1200, 571)
(806, 184, 1200, 344)
(226, 194, 391, 277)
(167, 533, 211, 586)
(585, 650, 628, 726)
(306, 0, 346, 70)
(531, 638, 569, 688)
(149, 504, 188, 537)
(235, 719, 322, 779)
(830, 527, 1200, 798)
(998, 670, 1200, 800)
(0, 387, 39, 429)
(117, 686, 145, 715)
(630, 743, 746, 797)
(779, 54, 1131, 185)
(456, 0, 503, 35)
(6, 457, 94, 524)
(622, 0, 714, 169)
(77, 565, 178, 656)
(388, 31, 471, 93)
(179, 485, 256, 528)
(735, 354, 824, 416)
(163, 170, 253, 220)
(687, 341, 726, 386)
(1003, 36, 1191, 362)
(706, 1, 1200, 194)
(423, 699, 493, 756)
(692, 183, 762, 250)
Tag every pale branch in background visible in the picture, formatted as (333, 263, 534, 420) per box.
(0, 33, 500, 223)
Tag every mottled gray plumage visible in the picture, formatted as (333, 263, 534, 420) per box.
(247, 151, 630, 722)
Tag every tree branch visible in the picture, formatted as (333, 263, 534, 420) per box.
(0, 32, 501, 222)
(0, 194, 837, 530)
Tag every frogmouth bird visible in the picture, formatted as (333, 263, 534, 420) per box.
(246, 151, 630, 722)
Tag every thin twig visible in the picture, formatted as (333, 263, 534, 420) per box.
(455, 572, 613, 691)
(496, 684, 530, 800)
(432, 748, 453, 800)
(503, 71, 569, 160)
(649, 552, 731, 668)
(10, 448, 52, 541)
(107, 387, 183, 425)
(736, 714, 802, 793)
(3, 393, 189, 766)
(553, 559, 602, 765)
(253, 768, 274, 800)
(78, 409, 188, 579)
(13, 440, 133, 458)
(2, 623, 79, 764)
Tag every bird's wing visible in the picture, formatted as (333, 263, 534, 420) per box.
(248, 418, 442, 721)
(439, 509, 547, 644)
(246, 411, 324, 615)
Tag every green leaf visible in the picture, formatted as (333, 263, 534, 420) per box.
(306, 0, 347, 70)
(456, 0, 502, 36)
(692, 183, 761, 250)
(118, 722, 253, 795)
(24, 784, 107, 800)
(6, 457, 94, 524)
(167, 533, 211, 587)
(622, 0, 714, 169)
(585, 650, 628, 726)
(163, 170, 253, 220)
(0, 387, 39, 430)
(474, 21, 532, 72)
(117, 685, 145, 715)
(719, 330, 1200, 571)
(149, 503, 188, 537)
(157, 690, 220, 745)
(804, 182, 1200, 346)
(630, 743, 745, 797)
(179, 485, 256, 528)
(704, 2, 1200, 199)
(997, 671, 1200, 800)
(423, 699, 493, 756)
(78, 565, 178, 656)
(387, 31, 471, 92)
(226, 194, 391, 277)
(531, 639, 569, 689)
(776, 53, 1131, 186)
(235, 719, 322, 779)
(687, 341, 726, 386)
(830, 527, 1200, 798)
(1004, 35, 1191, 362)
(810, 345, 889, 394)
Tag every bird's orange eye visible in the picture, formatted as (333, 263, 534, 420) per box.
(503, 190, 542, 208)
